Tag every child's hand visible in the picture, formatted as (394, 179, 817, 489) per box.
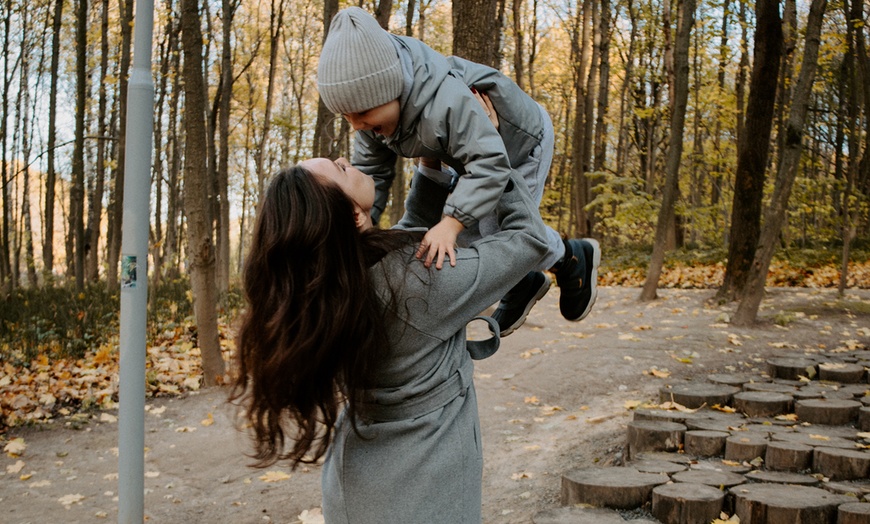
(471, 88, 498, 130)
(416, 216, 465, 269)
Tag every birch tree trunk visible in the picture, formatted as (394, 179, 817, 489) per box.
(181, 0, 225, 386)
(733, 0, 827, 324)
(43, 0, 63, 281)
(639, 0, 695, 301)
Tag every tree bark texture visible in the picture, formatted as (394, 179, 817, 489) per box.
(181, 0, 226, 386)
(312, 0, 339, 159)
(733, 0, 827, 325)
(70, 0, 88, 291)
(452, 0, 501, 67)
(639, 0, 695, 301)
(719, 0, 782, 301)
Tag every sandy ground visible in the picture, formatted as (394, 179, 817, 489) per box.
(2, 286, 869, 523)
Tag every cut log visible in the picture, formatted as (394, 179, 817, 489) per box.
(733, 391, 794, 418)
(708, 373, 761, 386)
(823, 481, 870, 497)
(860, 407, 870, 432)
(744, 382, 800, 394)
(631, 459, 689, 475)
(633, 408, 701, 425)
(651, 482, 725, 524)
(773, 431, 858, 450)
(813, 447, 870, 480)
(839, 385, 870, 398)
(729, 483, 852, 524)
(796, 398, 862, 425)
(531, 507, 652, 524)
(672, 469, 745, 488)
(838, 502, 870, 524)
(685, 418, 740, 433)
(632, 451, 695, 464)
(794, 424, 860, 440)
(741, 423, 796, 435)
(744, 470, 818, 485)
(768, 357, 819, 381)
(819, 363, 866, 383)
(691, 459, 753, 474)
(659, 383, 741, 409)
(765, 440, 813, 472)
(627, 420, 686, 459)
(561, 467, 668, 509)
(725, 434, 769, 463)
(684, 430, 729, 458)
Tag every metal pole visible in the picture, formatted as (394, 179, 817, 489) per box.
(118, 0, 154, 521)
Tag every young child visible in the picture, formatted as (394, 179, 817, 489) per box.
(316, 6, 601, 336)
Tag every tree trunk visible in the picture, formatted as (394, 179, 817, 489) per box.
(253, 0, 286, 204)
(19, 5, 36, 287)
(513, 0, 525, 90)
(70, 0, 88, 292)
(718, 0, 782, 301)
(711, 0, 731, 217)
(216, 0, 237, 293)
(583, 0, 599, 232)
(88, 0, 111, 283)
(181, 0, 226, 386)
(593, 0, 610, 174)
(452, 0, 500, 67)
(165, 19, 182, 279)
(106, 0, 133, 291)
(735, 0, 749, 148)
(639, 0, 695, 301)
(733, 0, 827, 325)
(43, 0, 63, 282)
(312, 0, 339, 159)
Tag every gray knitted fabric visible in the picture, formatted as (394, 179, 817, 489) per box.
(317, 7, 403, 114)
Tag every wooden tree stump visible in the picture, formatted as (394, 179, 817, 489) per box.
(532, 507, 655, 524)
(773, 431, 858, 450)
(819, 363, 866, 383)
(796, 398, 862, 425)
(838, 502, 870, 524)
(729, 483, 852, 524)
(561, 467, 668, 509)
(838, 385, 870, 398)
(744, 382, 800, 394)
(659, 384, 740, 409)
(794, 424, 860, 440)
(633, 451, 695, 464)
(708, 373, 760, 387)
(685, 418, 740, 433)
(768, 357, 819, 381)
(741, 423, 795, 435)
(651, 482, 725, 524)
(734, 391, 794, 418)
(765, 440, 813, 471)
(860, 407, 870, 432)
(633, 408, 700, 425)
(691, 459, 753, 474)
(631, 459, 689, 475)
(684, 430, 729, 457)
(627, 420, 686, 459)
(672, 469, 745, 488)
(744, 470, 818, 485)
(824, 481, 870, 496)
(862, 397, 870, 407)
(813, 447, 870, 480)
(725, 434, 769, 463)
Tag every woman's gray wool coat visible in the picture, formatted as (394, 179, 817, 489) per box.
(320, 175, 549, 524)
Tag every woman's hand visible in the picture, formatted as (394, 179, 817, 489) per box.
(416, 216, 465, 269)
(472, 88, 498, 130)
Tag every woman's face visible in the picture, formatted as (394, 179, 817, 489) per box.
(300, 157, 375, 228)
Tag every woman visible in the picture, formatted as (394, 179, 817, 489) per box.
(232, 157, 548, 523)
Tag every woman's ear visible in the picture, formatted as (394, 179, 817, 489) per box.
(353, 206, 368, 229)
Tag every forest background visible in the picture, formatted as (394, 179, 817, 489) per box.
(0, 0, 868, 427)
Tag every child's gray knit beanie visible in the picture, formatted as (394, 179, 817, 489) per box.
(317, 7, 403, 115)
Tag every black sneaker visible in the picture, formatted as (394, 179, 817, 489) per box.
(491, 271, 551, 337)
(555, 238, 600, 321)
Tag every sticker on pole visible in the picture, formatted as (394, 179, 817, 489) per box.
(121, 255, 138, 289)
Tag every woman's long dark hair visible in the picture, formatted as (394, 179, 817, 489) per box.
(231, 165, 418, 468)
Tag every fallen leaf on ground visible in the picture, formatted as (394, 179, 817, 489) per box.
(4, 438, 26, 457)
(298, 507, 325, 524)
(511, 472, 532, 480)
(201, 413, 214, 426)
(100, 413, 117, 423)
(520, 348, 543, 359)
(260, 470, 291, 482)
(174, 426, 197, 433)
(647, 368, 671, 378)
(58, 494, 84, 507)
(524, 396, 540, 405)
(6, 460, 25, 473)
(775, 413, 798, 421)
(711, 404, 736, 413)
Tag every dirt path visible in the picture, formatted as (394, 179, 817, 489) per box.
(3, 286, 869, 523)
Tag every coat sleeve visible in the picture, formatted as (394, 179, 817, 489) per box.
(352, 131, 398, 223)
(417, 76, 514, 228)
(403, 172, 549, 341)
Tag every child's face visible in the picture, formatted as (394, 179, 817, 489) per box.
(343, 100, 400, 137)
